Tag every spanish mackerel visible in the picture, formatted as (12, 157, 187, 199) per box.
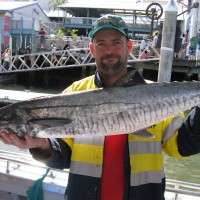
(0, 81, 199, 138)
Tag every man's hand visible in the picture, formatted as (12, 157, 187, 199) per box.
(178, 106, 200, 156)
(0, 132, 50, 150)
(187, 106, 200, 136)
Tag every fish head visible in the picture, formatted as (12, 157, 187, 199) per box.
(0, 105, 28, 137)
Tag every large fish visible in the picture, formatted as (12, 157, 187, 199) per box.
(0, 81, 199, 138)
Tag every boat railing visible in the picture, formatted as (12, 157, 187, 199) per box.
(0, 149, 68, 173)
(0, 149, 199, 200)
(166, 179, 200, 199)
(0, 149, 67, 200)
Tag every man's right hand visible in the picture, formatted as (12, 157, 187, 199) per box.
(0, 132, 50, 150)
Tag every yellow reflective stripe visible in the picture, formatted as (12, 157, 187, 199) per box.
(162, 132, 182, 158)
(130, 154, 163, 173)
(71, 144, 103, 165)
(62, 138, 74, 149)
(129, 134, 157, 142)
(70, 161, 102, 177)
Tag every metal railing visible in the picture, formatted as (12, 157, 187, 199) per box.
(0, 150, 67, 199)
(0, 149, 200, 200)
(166, 179, 200, 199)
(0, 47, 160, 74)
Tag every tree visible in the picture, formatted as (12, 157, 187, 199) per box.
(50, 0, 65, 10)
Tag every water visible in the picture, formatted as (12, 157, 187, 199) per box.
(0, 82, 199, 185)
(164, 154, 200, 184)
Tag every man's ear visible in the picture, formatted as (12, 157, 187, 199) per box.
(127, 39, 134, 54)
(89, 42, 95, 57)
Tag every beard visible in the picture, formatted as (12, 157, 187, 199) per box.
(96, 54, 128, 76)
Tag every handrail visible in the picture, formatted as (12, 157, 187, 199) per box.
(166, 179, 200, 198)
(0, 150, 67, 199)
(0, 149, 199, 199)
(0, 149, 68, 174)
(0, 48, 159, 74)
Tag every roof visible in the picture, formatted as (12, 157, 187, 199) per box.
(0, 1, 40, 12)
(59, 0, 186, 20)
(59, 0, 154, 11)
(45, 9, 66, 18)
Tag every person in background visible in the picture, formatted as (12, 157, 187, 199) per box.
(0, 15, 200, 200)
(63, 41, 71, 50)
(139, 37, 148, 57)
(152, 32, 158, 48)
(24, 46, 32, 67)
(2, 48, 11, 71)
(196, 29, 200, 60)
(50, 42, 58, 64)
(39, 28, 47, 49)
(139, 48, 150, 59)
(178, 33, 188, 59)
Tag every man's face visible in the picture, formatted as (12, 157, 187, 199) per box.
(89, 29, 133, 77)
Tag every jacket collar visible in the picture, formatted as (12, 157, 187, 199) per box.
(94, 68, 146, 88)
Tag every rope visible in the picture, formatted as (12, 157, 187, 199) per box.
(26, 168, 50, 200)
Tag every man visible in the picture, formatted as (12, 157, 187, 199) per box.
(139, 37, 148, 58)
(38, 28, 46, 49)
(0, 15, 200, 200)
(152, 32, 158, 48)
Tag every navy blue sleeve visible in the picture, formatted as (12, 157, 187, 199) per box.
(30, 138, 72, 169)
(177, 106, 200, 156)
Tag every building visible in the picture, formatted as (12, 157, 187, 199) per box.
(0, 1, 49, 55)
(58, 0, 188, 38)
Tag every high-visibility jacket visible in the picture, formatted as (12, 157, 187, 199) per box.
(31, 71, 200, 200)
(62, 74, 183, 200)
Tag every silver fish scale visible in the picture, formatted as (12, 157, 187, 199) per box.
(36, 82, 200, 137)
(1, 81, 200, 137)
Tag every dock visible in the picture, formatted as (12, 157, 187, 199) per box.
(0, 89, 51, 107)
(0, 47, 200, 83)
(134, 58, 200, 80)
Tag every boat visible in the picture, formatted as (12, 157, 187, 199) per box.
(0, 148, 199, 200)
